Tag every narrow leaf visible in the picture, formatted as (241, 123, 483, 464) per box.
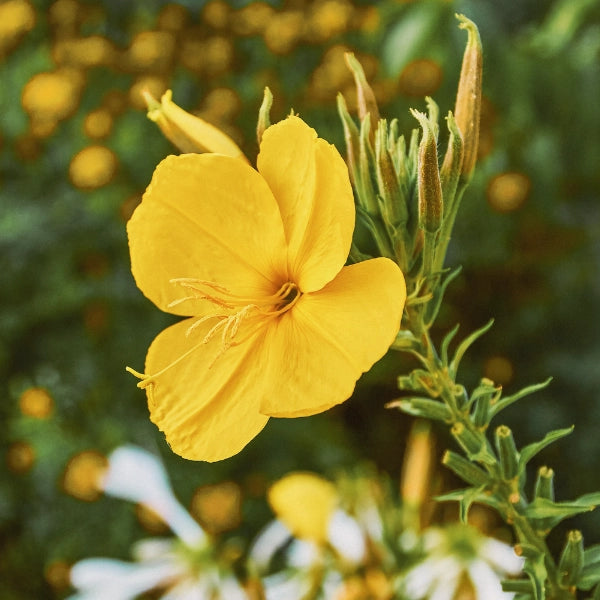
(518, 426, 574, 468)
(489, 378, 553, 419)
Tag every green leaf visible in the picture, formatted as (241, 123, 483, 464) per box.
(449, 319, 494, 377)
(489, 378, 553, 419)
(525, 497, 597, 530)
(518, 426, 574, 469)
(520, 546, 548, 600)
(435, 486, 502, 521)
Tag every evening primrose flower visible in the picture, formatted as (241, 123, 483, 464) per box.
(127, 115, 406, 462)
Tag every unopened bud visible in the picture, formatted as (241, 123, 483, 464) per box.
(256, 87, 273, 145)
(412, 110, 442, 234)
(344, 52, 380, 136)
(337, 93, 360, 184)
(495, 425, 519, 480)
(454, 14, 482, 177)
(401, 421, 433, 506)
(534, 466, 555, 501)
(558, 530, 584, 590)
(442, 450, 488, 487)
(143, 89, 246, 160)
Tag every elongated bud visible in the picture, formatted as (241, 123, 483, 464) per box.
(337, 93, 360, 184)
(412, 109, 442, 234)
(454, 14, 482, 177)
(534, 466, 555, 501)
(375, 120, 407, 229)
(143, 89, 246, 160)
(558, 530, 584, 590)
(442, 450, 488, 487)
(401, 421, 433, 506)
(256, 87, 273, 145)
(344, 52, 380, 136)
(440, 111, 464, 202)
(495, 425, 519, 480)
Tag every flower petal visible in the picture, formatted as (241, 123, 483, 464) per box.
(143, 318, 270, 462)
(128, 153, 288, 315)
(260, 258, 405, 417)
(257, 116, 355, 292)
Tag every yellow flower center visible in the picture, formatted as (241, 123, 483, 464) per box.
(127, 279, 301, 392)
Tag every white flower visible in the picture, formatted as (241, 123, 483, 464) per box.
(68, 445, 247, 600)
(401, 525, 523, 600)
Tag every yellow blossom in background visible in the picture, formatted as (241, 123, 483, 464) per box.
(127, 116, 406, 461)
(6, 441, 35, 473)
(0, 0, 35, 56)
(19, 387, 54, 419)
(268, 472, 338, 543)
(69, 145, 117, 189)
(61, 450, 108, 501)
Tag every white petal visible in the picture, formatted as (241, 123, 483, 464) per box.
(287, 539, 320, 568)
(102, 446, 205, 546)
(249, 519, 293, 570)
(468, 559, 514, 599)
(327, 510, 366, 564)
(132, 538, 176, 562)
(262, 572, 310, 600)
(480, 538, 524, 575)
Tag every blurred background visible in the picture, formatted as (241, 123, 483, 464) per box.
(1, 0, 599, 597)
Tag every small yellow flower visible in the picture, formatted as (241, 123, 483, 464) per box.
(127, 116, 406, 462)
(268, 472, 338, 543)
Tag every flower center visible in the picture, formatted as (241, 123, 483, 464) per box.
(127, 279, 301, 393)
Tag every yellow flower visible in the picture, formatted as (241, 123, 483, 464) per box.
(268, 472, 338, 543)
(127, 116, 406, 462)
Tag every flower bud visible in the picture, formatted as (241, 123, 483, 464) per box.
(453, 14, 482, 178)
(495, 425, 519, 480)
(558, 530, 584, 590)
(401, 421, 433, 506)
(412, 109, 442, 234)
(256, 86, 272, 145)
(143, 89, 246, 160)
(442, 450, 488, 487)
(534, 466, 555, 501)
(344, 52, 380, 137)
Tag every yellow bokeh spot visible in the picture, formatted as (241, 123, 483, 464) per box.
(231, 2, 274, 36)
(203, 36, 234, 75)
(398, 58, 443, 97)
(307, 0, 354, 43)
(69, 145, 117, 189)
(52, 36, 116, 68)
(6, 441, 35, 473)
(263, 11, 304, 55)
(202, 0, 230, 29)
(83, 108, 113, 139)
(190, 481, 242, 535)
(22, 69, 84, 122)
(483, 355, 514, 386)
(268, 472, 338, 543)
(202, 87, 241, 120)
(158, 3, 188, 31)
(0, 0, 35, 55)
(61, 450, 108, 501)
(128, 30, 176, 71)
(44, 560, 71, 591)
(487, 172, 531, 213)
(19, 387, 54, 419)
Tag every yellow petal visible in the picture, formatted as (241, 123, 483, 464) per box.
(127, 153, 288, 314)
(145, 90, 246, 160)
(268, 472, 338, 543)
(257, 116, 355, 293)
(143, 318, 270, 462)
(260, 258, 406, 417)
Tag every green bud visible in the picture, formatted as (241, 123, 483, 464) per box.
(558, 530, 584, 590)
(375, 120, 406, 228)
(358, 115, 379, 216)
(442, 450, 488, 487)
(344, 52, 380, 138)
(451, 422, 483, 458)
(534, 466, 555, 502)
(256, 86, 273, 145)
(412, 109, 443, 234)
(495, 425, 519, 480)
(440, 111, 465, 204)
(336, 93, 360, 185)
(454, 14, 483, 178)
